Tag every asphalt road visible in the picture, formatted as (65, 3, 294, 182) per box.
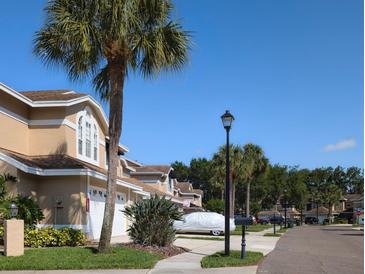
(257, 225, 364, 274)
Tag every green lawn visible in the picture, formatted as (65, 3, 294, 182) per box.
(277, 228, 287, 233)
(201, 250, 263, 268)
(0, 247, 161, 270)
(231, 224, 272, 235)
(176, 236, 224, 241)
(263, 233, 281, 237)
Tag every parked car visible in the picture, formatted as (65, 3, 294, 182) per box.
(234, 215, 257, 225)
(174, 212, 236, 236)
(304, 216, 319, 224)
(257, 217, 270, 225)
(269, 215, 285, 225)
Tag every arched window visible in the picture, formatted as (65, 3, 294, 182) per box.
(78, 117, 83, 155)
(93, 125, 98, 161)
(85, 121, 91, 158)
(77, 108, 99, 164)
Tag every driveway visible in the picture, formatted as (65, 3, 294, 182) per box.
(257, 225, 364, 274)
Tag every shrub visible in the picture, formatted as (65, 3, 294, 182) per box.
(0, 225, 85, 247)
(205, 199, 224, 214)
(334, 217, 348, 224)
(0, 195, 44, 227)
(124, 195, 183, 247)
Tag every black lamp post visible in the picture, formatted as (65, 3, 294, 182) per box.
(284, 189, 287, 228)
(221, 110, 234, 256)
(9, 203, 18, 219)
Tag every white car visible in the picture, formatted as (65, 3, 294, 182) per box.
(174, 212, 236, 236)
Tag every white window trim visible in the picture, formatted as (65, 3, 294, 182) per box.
(76, 107, 99, 166)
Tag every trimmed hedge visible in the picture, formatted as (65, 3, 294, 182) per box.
(0, 226, 86, 247)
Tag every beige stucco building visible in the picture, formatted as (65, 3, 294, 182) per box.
(0, 82, 204, 239)
(0, 83, 151, 239)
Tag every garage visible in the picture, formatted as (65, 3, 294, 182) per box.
(88, 186, 127, 240)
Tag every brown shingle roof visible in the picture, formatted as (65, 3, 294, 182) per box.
(175, 182, 203, 196)
(0, 148, 184, 202)
(175, 182, 192, 192)
(134, 165, 171, 174)
(20, 90, 87, 101)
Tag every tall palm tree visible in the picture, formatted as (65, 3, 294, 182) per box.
(211, 145, 243, 217)
(34, 0, 190, 253)
(242, 144, 267, 217)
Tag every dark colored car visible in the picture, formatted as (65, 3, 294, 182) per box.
(304, 216, 318, 224)
(269, 216, 285, 225)
(257, 217, 270, 225)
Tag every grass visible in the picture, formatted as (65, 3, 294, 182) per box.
(263, 233, 282, 237)
(201, 250, 263, 268)
(0, 247, 162, 270)
(231, 224, 272, 235)
(277, 228, 287, 233)
(176, 236, 224, 241)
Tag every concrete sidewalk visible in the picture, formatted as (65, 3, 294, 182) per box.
(0, 228, 279, 274)
(149, 228, 279, 274)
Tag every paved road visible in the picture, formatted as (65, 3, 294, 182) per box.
(257, 225, 364, 274)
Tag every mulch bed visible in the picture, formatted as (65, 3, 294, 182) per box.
(120, 243, 188, 258)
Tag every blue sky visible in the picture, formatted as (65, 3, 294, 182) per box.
(0, 0, 363, 169)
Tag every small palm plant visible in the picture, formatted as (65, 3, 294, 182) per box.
(124, 195, 182, 247)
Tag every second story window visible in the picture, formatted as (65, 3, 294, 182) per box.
(93, 125, 98, 161)
(77, 107, 99, 165)
(85, 121, 91, 158)
(78, 117, 83, 155)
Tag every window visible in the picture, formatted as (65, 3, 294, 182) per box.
(93, 125, 98, 161)
(85, 121, 91, 158)
(77, 108, 99, 164)
(78, 117, 83, 155)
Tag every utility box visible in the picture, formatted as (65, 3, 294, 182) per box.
(4, 219, 24, 256)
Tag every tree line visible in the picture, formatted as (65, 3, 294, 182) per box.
(171, 143, 364, 217)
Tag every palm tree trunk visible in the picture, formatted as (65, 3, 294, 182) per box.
(98, 62, 125, 253)
(230, 181, 235, 218)
(246, 180, 251, 217)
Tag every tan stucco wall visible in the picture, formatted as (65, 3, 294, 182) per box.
(36, 175, 87, 226)
(0, 92, 29, 119)
(29, 107, 66, 120)
(28, 125, 68, 155)
(0, 113, 29, 154)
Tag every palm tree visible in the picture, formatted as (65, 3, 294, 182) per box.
(242, 144, 267, 217)
(34, 0, 190, 253)
(211, 145, 243, 217)
(322, 184, 342, 223)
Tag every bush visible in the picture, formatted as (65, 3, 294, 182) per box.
(205, 199, 224, 214)
(0, 226, 85, 247)
(334, 217, 348, 224)
(124, 195, 183, 247)
(0, 195, 44, 227)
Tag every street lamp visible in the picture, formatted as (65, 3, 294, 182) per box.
(9, 203, 18, 219)
(283, 189, 287, 228)
(221, 110, 234, 256)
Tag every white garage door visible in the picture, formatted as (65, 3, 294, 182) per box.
(88, 187, 127, 240)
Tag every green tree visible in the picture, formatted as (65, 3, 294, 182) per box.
(34, 0, 190, 253)
(265, 165, 288, 209)
(171, 161, 190, 182)
(321, 184, 342, 223)
(205, 199, 224, 214)
(345, 167, 364, 194)
(241, 144, 268, 217)
(189, 158, 213, 202)
(211, 145, 243, 217)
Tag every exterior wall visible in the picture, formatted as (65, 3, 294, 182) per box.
(36, 175, 87, 227)
(29, 125, 68, 155)
(0, 112, 29, 154)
